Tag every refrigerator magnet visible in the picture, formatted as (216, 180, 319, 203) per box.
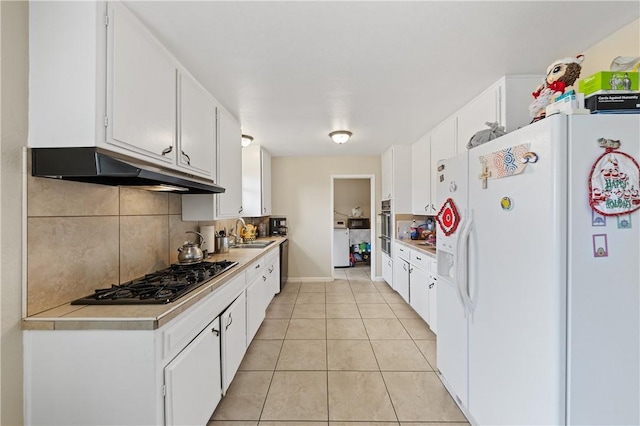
(617, 214, 632, 229)
(500, 197, 513, 211)
(592, 234, 609, 257)
(591, 210, 606, 226)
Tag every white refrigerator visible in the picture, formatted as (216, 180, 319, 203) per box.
(334, 228, 350, 267)
(436, 114, 640, 425)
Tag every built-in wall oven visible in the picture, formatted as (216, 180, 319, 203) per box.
(379, 200, 392, 255)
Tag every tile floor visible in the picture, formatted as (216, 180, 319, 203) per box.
(209, 266, 469, 426)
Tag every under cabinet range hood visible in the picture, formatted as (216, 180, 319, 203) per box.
(31, 148, 225, 194)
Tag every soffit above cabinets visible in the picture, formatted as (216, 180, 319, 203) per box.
(123, 1, 639, 157)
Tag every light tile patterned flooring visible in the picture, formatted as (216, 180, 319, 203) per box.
(209, 266, 469, 426)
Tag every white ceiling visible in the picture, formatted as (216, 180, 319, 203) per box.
(123, 1, 639, 157)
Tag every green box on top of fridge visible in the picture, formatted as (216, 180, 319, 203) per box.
(579, 71, 639, 96)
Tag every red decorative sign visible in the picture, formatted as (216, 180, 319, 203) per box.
(589, 149, 640, 216)
(436, 198, 461, 236)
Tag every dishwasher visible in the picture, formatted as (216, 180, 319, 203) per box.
(279, 239, 289, 291)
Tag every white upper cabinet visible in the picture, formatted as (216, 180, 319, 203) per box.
(216, 108, 243, 218)
(177, 72, 216, 179)
(410, 75, 542, 214)
(381, 148, 393, 201)
(411, 134, 431, 215)
(381, 145, 412, 213)
(29, 1, 108, 149)
(29, 2, 224, 182)
(429, 118, 456, 214)
(181, 106, 242, 221)
(261, 149, 272, 216)
(106, 2, 177, 166)
(242, 145, 272, 217)
(456, 75, 543, 155)
(456, 85, 500, 155)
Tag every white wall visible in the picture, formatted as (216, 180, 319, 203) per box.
(334, 179, 371, 221)
(272, 156, 381, 280)
(579, 19, 639, 81)
(0, 1, 27, 424)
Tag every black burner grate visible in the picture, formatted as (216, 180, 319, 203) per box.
(71, 260, 238, 305)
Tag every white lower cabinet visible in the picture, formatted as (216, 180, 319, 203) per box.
(382, 253, 393, 287)
(221, 292, 247, 394)
(266, 249, 280, 297)
(428, 259, 438, 334)
(164, 316, 222, 426)
(404, 248, 437, 333)
(23, 248, 283, 426)
(409, 262, 430, 323)
(246, 257, 267, 344)
(393, 258, 410, 303)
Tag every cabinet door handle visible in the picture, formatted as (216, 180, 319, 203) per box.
(409, 267, 413, 273)
(429, 283, 434, 289)
(416, 256, 422, 260)
(262, 275, 267, 281)
(239, 206, 243, 214)
(161, 146, 173, 156)
(211, 327, 220, 336)
(255, 264, 260, 269)
(181, 150, 191, 165)
(225, 314, 233, 330)
(424, 205, 428, 211)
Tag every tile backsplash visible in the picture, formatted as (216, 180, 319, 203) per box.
(26, 176, 201, 316)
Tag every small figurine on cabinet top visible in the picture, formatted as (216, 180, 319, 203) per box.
(529, 54, 584, 122)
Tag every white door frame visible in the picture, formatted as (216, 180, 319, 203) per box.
(330, 174, 376, 281)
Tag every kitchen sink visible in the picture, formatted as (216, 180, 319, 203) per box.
(233, 240, 275, 249)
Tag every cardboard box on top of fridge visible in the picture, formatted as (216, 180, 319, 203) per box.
(579, 71, 639, 96)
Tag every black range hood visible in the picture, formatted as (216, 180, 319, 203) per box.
(31, 147, 225, 194)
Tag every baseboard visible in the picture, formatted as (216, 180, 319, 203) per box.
(288, 276, 386, 283)
(290, 277, 334, 282)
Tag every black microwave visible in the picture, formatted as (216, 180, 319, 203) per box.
(348, 218, 370, 229)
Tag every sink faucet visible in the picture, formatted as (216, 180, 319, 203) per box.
(232, 217, 247, 245)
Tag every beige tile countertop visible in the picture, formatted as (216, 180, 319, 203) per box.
(22, 236, 288, 331)
(395, 238, 437, 257)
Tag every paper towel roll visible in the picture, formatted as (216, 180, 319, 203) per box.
(199, 225, 216, 254)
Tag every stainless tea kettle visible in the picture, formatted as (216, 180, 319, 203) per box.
(177, 231, 205, 264)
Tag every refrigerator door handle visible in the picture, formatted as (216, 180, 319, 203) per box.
(453, 218, 468, 314)
(456, 215, 475, 314)
(468, 213, 479, 316)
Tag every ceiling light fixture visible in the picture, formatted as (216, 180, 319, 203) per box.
(329, 130, 352, 144)
(241, 134, 254, 148)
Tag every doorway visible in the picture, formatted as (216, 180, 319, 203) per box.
(330, 175, 376, 281)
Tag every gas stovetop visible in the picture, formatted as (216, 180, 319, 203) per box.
(70, 260, 239, 305)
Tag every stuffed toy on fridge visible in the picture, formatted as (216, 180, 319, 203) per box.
(529, 54, 584, 122)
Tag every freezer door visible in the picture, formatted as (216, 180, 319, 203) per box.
(434, 150, 471, 413)
(436, 278, 469, 409)
(466, 115, 567, 425)
(436, 152, 468, 283)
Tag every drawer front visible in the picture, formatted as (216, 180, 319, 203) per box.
(265, 247, 279, 267)
(395, 243, 410, 262)
(410, 249, 431, 272)
(245, 256, 265, 284)
(162, 273, 245, 360)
